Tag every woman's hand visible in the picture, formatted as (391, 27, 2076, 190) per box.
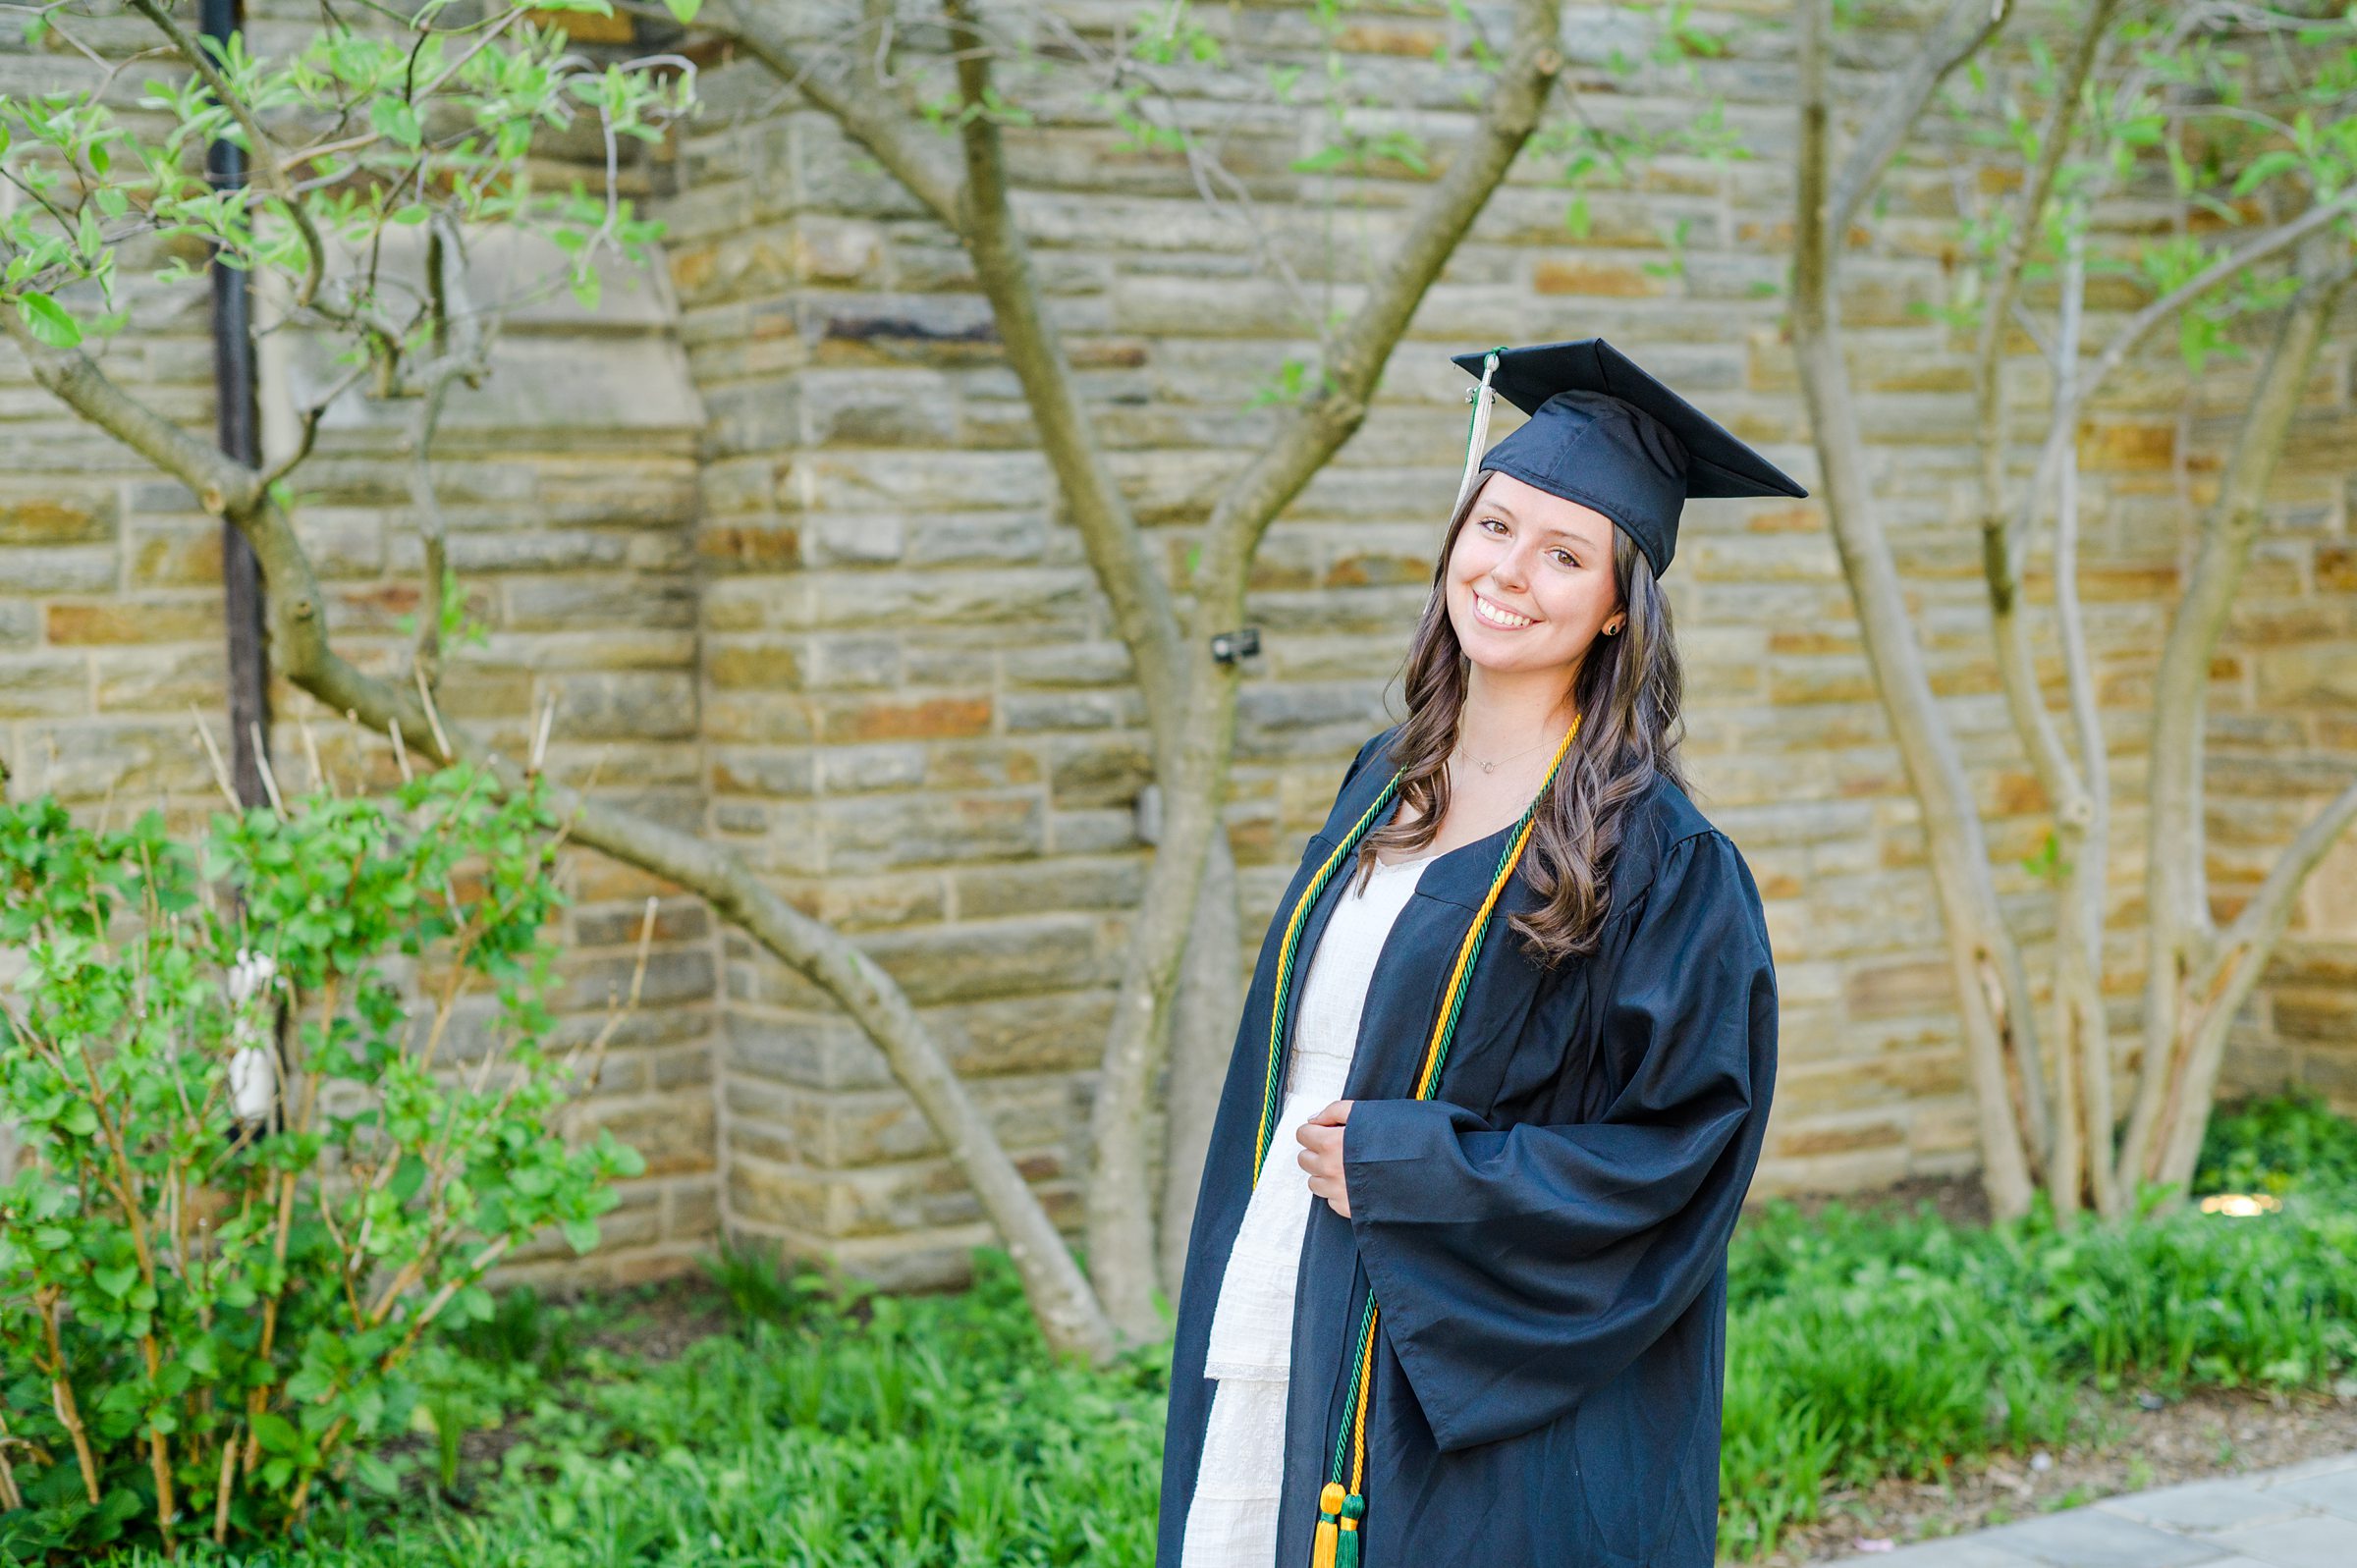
(1296, 1100, 1354, 1217)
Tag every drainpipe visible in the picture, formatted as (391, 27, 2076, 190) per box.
(205, 0, 270, 808)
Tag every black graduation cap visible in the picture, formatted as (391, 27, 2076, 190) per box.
(1449, 338, 1808, 579)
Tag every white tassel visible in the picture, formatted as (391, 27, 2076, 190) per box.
(1453, 348, 1503, 515)
(227, 948, 280, 1124)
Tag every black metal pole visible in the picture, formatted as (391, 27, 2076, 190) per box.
(206, 0, 270, 809)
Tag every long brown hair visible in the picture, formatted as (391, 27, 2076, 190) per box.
(1354, 472, 1690, 966)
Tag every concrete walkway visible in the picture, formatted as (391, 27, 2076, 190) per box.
(1821, 1451, 2357, 1568)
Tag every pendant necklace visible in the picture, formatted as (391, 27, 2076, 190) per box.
(1457, 724, 1569, 776)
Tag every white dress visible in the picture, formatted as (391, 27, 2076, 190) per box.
(1180, 844, 1439, 1568)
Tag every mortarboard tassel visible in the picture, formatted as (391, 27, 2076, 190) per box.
(1312, 1483, 1345, 1568)
(1453, 346, 1504, 516)
(1337, 1491, 1366, 1568)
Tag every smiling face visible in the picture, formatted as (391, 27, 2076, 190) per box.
(1444, 470, 1624, 681)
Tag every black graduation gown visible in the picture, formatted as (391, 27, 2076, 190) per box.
(1156, 722, 1780, 1568)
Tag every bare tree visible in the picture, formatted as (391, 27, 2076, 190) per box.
(1792, 0, 2357, 1217)
(701, 0, 1585, 1340)
(7, 0, 1699, 1353)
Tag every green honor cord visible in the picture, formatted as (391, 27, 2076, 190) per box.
(1260, 717, 1583, 1568)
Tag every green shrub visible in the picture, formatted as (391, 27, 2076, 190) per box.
(0, 768, 642, 1558)
(2197, 1090, 2357, 1198)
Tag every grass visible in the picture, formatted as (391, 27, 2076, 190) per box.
(77, 1093, 2357, 1567)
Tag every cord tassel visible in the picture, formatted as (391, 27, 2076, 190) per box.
(1337, 1492, 1365, 1568)
(1453, 346, 1504, 515)
(1312, 1483, 1345, 1568)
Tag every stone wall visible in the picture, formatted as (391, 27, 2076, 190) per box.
(2, 1, 2352, 1289)
(658, 0, 2357, 1273)
(0, 4, 720, 1282)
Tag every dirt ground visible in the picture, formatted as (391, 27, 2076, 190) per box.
(1761, 1381, 2357, 1563)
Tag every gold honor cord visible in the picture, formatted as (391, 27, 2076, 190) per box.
(1247, 716, 1582, 1568)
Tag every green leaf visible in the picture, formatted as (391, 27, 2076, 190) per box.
(353, 1451, 401, 1495)
(562, 1216, 600, 1254)
(370, 96, 421, 150)
(2230, 149, 2303, 198)
(252, 1411, 299, 1456)
(19, 292, 82, 349)
(663, 0, 701, 20)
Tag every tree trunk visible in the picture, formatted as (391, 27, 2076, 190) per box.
(1793, 0, 2044, 1217)
(2122, 247, 2356, 1194)
(1159, 831, 1243, 1299)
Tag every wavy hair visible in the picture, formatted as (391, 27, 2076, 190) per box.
(1353, 471, 1690, 966)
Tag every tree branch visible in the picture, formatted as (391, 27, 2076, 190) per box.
(1975, 0, 2121, 646)
(2209, 777, 2357, 1006)
(128, 0, 329, 309)
(940, 0, 1185, 748)
(1075, 0, 1566, 1341)
(1992, 191, 2357, 600)
(5, 329, 263, 517)
(2073, 189, 2357, 448)
(1196, 0, 1563, 585)
(0, 306, 1119, 1365)
(719, 0, 967, 230)
(1827, 0, 2016, 246)
(715, 2, 1192, 757)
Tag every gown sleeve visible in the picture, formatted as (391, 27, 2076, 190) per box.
(1340, 828, 1778, 1453)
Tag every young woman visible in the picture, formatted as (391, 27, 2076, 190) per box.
(1156, 339, 1802, 1568)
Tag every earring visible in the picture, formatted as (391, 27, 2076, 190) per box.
(1605, 620, 1622, 635)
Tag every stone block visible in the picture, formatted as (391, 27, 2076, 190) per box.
(585, 1097, 717, 1178)
(952, 857, 1145, 920)
(0, 655, 92, 719)
(725, 1071, 1076, 1169)
(700, 521, 805, 574)
(812, 692, 993, 744)
(0, 549, 117, 595)
(1045, 735, 1153, 807)
(1049, 806, 1144, 855)
(810, 515, 906, 565)
(0, 494, 115, 545)
(93, 647, 227, 713)
(705, 638, 806, 692)
(667, 1181, 720, 1243)
(558, 946, 715, 1014)
(545, 671, 699, 741)
(817, 790, 1045, 871)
